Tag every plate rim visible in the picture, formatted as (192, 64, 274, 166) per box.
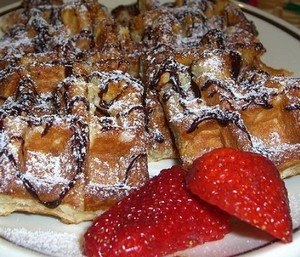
(237, 2, 300, 41)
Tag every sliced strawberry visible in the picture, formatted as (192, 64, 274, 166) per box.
(84, 166, 230, 257)
(186, 148, 293, 243)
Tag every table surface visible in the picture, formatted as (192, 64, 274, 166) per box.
(0, 0, 18, 8)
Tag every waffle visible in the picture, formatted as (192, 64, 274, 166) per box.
(129, 0, 277, 161)
(149, 51, 299, 174)
(0, 0, 132, 72)
(135, 0, 299, 175)
(0, 0, 299, 223)
(0, 62, 148, 223)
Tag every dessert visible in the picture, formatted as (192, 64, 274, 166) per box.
(150, 51, 300, 172)
(0, 0, 299, 223)
(0, 67, 148, 223)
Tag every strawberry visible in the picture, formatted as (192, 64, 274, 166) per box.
(186, 148, 293, 243)
(84, 166, 230, 257)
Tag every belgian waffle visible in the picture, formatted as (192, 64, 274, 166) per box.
(0, 0, 299, 223)
(149, 52, 299, 173)
(0, 62, 148, 223)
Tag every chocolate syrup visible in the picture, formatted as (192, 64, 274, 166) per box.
(150, 57, 188, 100)
(123, 153, 147, 184)
(0, 133, 52, 207)
(154, 131, 165, 143)
(90, 72, 145, 125)
(149, 52, 255, 147)
(41, 118, 55, 136)
(230, 51, 241, 80)
(42, 117, 88, 208)
(68, 96, 90, 112)
(49, 6, 62, 27)
(98, 117, 115, 131)
(31, 12, 52, 53)
(116, 105, 144, 119)
(0, 111, 89, 209)
(14, 76, 41, 115)
(65, 64, 74, 77)
(187, 107, 252, 144)
(285, 104, 300, 111)
(95, 106, 110, 117)
(200, 29, 225, 50)
(200, 68, 275, 110)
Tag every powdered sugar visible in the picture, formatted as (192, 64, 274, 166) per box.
(23, 152, 72, 194)
(251, 135, 300, 166)
(0, 227, 84, 257)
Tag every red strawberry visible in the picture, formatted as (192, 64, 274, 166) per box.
(186, 148, 292, 243)
(84, 166, 230, 257)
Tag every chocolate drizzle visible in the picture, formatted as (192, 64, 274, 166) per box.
(116, 105, 144, 118)
(65, 64, 73, 77)
(89, 71, 145, 121)
(187, 107, 251, 140)
(123, 153, 147, 184)
(154, 131, 165, 143)
(151, 57, 188, 100)
(30, 9, 52, 53)
(36, 117, 88, 209)
(40, 117, 55, 136)
(230, 51, 242, 80)
(202, 78, 275, 110)
(0, 71, 92, 208)
(56, 78, 90, 114)
(0, 114, 88, 209)
(15, 76, 39, 112)
(285, 104, 300, 111)
(68, 96, 90, 112)
(190, 76, 201, 98)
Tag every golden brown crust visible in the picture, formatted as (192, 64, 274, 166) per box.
(0, 64, 148, 223)
(147, 50, 300, 175)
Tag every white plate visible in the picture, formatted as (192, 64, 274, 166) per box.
(0, 1, 299, 257)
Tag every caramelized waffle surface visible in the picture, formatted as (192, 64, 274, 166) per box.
(148, 52, 300, 174)
(0, 62, 148, 223)
(0, 0, 299, 223)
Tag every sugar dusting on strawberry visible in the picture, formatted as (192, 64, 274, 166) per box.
(84, 166, 230, 257)
(186, 148, 293, 243)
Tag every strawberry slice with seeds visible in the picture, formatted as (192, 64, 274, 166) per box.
(84, 166, 230, 257)
(186, 148, 293, 243)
